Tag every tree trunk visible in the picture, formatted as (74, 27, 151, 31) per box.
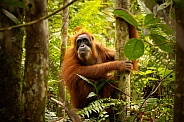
(174, 1, 184, 121)
(115, 0, 130, 121)
(58, 0, 69, 116)
(0, 4, 23, 122)
(23, 0, 49, 121)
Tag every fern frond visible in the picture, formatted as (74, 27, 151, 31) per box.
(137, 0, 152, 14)
(78, 98, 124, 121)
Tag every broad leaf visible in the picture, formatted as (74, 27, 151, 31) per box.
(124, 38, 144, 60)
(77, 74, 95, 88)
(2, 9, 20, 24)
(113, 9, 138, 27)
(96, 79, 108, 93)
(150, 34, 173, 53)
(87, 92, 97, 98)
(150, 24, 174, 35)
(158, 24, 174, 35)
(144, 14, 160, 26)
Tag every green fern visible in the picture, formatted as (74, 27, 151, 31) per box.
(69, 1, 101, 28)
(69, 0, 109, 34)
(78, 98, 124, 121)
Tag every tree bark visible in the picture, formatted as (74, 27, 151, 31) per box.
(0, 4, 23, 122)
(174, 0, 184, 121)
(23, 0, 49, 121)
(58, 0, 69, 116)
(115, 0, 130, 121)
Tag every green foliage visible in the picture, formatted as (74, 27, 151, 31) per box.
(77, 74, 116, 98)
(45, 108, 58, 121)
(130, 97, 174, 121)
(128, 1, 175, 121)
(150, 34, 173, 53)
(113, 9, 138, 27)
(78, 98, 124, 121)
(124, 38, 144, 60)
(69, 0, 116, 44)
(136, 0, 152, 14)
(69, 1, 103, 31)
(77, 74, 95, 87)
(48, 0, 62, 81)
(131, 52, 174, 121)
(46, 0, 175, 121)
(113, 3, 175, 60)
(144, 14, 160, 26)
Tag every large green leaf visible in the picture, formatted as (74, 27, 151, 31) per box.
(150, 34, 173, 53)
(158, 24, 174, 35)
(124, 38, 144, 60)
(77, 74, 95, 88)
(144, 14, 160, 26)
(113, 9, 138, 27)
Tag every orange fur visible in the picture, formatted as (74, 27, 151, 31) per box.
(62, 31, 126, 108)
(62, 29, 138, 108)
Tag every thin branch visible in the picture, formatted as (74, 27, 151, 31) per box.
(51, 97, 81, 122)
(108, 82, 133, 100)
(0, 0, 78, 31)
(144, 40, 172, 47)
